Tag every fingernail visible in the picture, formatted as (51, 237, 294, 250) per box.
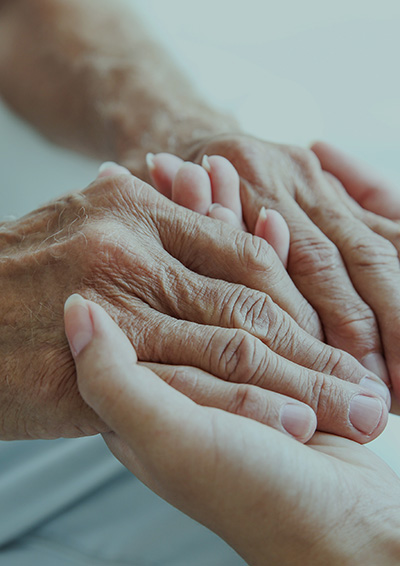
(258, 206, 267, 220)
(361, 353, 389, 384)
(201, 154, 211, 172)
(208, 203, 223, 213)
(146, 152, 155, 172)
(360, 377, 390, 408)
(64, 294, 93, 357)
(349, 395, 384, 435)
(98, 161, 130, 178)
(281, 403, 316, 440)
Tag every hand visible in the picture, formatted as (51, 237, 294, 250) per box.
(147, 148, 400, 413)
(146, 152, 291, 267)
(65, 297, 400, 566)
(1, 165, 388, 441)
(137, 135, 400, 389)
(312, 141, 400, 412)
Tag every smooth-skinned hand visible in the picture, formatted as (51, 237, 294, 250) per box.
(64, 296, 400, 566)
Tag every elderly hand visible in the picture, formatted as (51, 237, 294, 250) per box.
(0, 167, 388, 440)
(138, 135, 400, 393)
(65, 297, 400, 566)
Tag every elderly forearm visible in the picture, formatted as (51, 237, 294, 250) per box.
(0, 0, 237, 178)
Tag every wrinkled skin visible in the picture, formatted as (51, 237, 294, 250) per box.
(151, 133, 400, 391)
(0, 173, 388, 441)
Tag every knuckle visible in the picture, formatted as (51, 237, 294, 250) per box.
(290, 235, 342, 279)
(224, 289, 298, 354)
(235, 232, 276, 274)
(287, 146, 321, 179)
(292, 300, 323, 340)
(209, 328, 268, 384)
(345, 232, 399, 270)
(229, 384, 270, 422)
(263, 305, 293, 352)
(163, 366, 200, 399)
(224, 286, 273, 336)
(311, 347, 347, 377)
(330, 304, 379, 349)
(306, 372, 335, 419)
(96, 172, 138, 201)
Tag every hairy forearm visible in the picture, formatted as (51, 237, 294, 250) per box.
(0, 0, 237, 178)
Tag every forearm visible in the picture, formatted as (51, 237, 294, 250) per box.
(0, 0, 237, 179)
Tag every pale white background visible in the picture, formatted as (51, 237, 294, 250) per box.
(1, 0, 400, 470)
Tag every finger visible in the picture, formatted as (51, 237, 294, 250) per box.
(130, 253, 388, 399)
(172, 162, 212, 215)
(112, 281, 388, 445)
(202, 155, 244, 224)
(316, 173, 400, 390)
(143, 362, 316, 442)
(311, 141, 400, 219)
(311, 147, 400, 274)
(64, 294, 204, 474)
(207, 203, 243, 230)
(255, 189, 387, 380)
(137, 310, 388, 443)
(146, 152, 183, 198)
(147, 155, 290, 266)
(254, 207, 290, 267)
(155, 200, 323, 340)
(64, 295, 314, 451)
(64, 292, 320, 551)
(294, 159, 400, 388)
(319, 173, 400, 248)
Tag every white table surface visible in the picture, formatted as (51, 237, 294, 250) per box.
(1, 0, 399, 472)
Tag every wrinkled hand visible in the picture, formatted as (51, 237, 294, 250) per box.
(159, 134, 400, 389)
(66, 299, 400, 566)
(0, 169, 388, 440)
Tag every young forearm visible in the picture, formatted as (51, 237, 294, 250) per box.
(0, 0, 237, 178)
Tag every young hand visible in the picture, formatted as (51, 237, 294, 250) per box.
(65, 295, 400, 566)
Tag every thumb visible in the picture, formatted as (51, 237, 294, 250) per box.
(63, 294, 257, 516)
(63, 295, 314, 565)
(63, 294, 200, 457)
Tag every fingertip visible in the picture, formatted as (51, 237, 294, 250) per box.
(146, 152, 155, 172)
(148, 153, 184, 198)
(280, 403, 317, 443)
(201, 154, 211, 173)
(64, 293, 93, 358)
(254, 206, 267, 238)
(172, 161, 212, 214)
(202, 155, 243, 222)
(254, 208, 290, 267)
(349, 394, 388, 441)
